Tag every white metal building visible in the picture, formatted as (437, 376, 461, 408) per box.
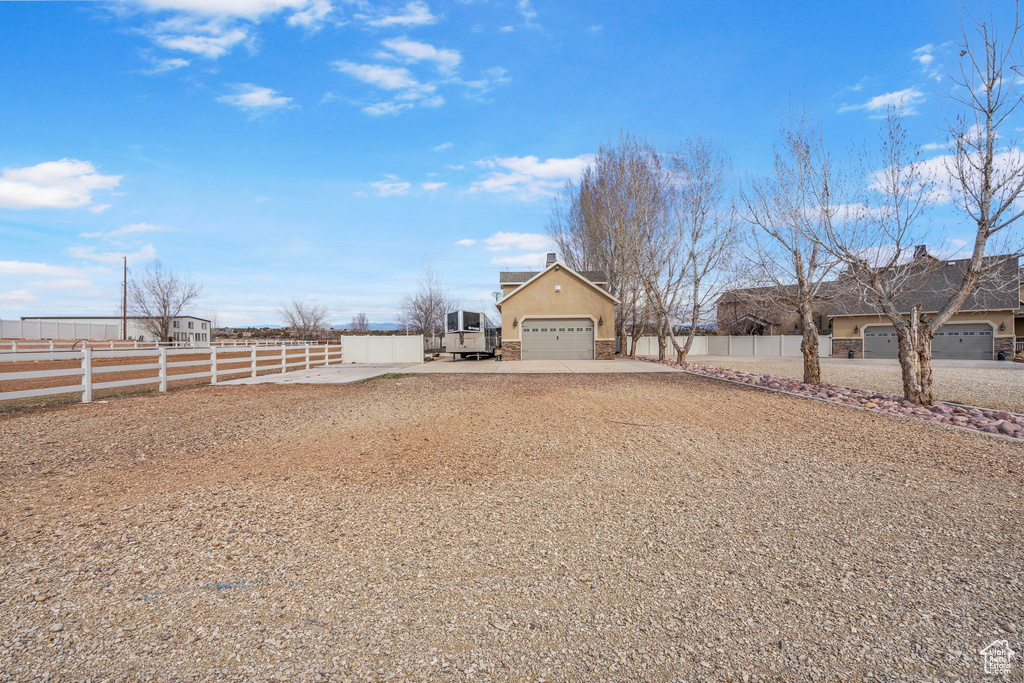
(19, 315, 213, 344)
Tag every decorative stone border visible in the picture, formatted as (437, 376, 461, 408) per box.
(645, 358, 1024, 440)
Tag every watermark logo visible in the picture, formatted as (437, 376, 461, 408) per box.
(980, 640, 1015, 676)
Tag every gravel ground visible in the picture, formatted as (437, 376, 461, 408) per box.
(700, 359, 1024, 414)
(1, 374, 1021, 682)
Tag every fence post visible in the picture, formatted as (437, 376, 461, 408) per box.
(11, 341, 16, 352)
(211, 347, 218, 384)
(81, 347, 93, 403)
(49, 340, 54, 351)
(158, 347, 168, 392)
(251, 346, 258, 377)
(281, 346, 287, 373)
(304, 345, 310, 370)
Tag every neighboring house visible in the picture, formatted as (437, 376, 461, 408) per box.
(715, 248, 1023, 360)
(497, 253, 619, 360)
(716, 284, 831, 336)
(19, 315, 213, 344)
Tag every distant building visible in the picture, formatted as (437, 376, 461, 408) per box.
(19, 315, 212, 344)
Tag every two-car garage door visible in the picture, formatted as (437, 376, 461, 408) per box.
(864, 323, 994, 360)
(521, 318, 594, 360)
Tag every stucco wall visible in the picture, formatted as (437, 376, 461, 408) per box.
(831, 310, 1016, 339)
(499, 267, 617, 342)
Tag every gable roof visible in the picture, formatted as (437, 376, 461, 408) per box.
(501, 269, 608, 284)
(498, 262, 620, 305)
(830, 254, 1021, 316)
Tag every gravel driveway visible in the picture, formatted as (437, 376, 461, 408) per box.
(1, 374, 1021, 681)
(699, 358, 1024, 414)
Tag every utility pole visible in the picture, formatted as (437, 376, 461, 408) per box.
(121, 255, 128, 340)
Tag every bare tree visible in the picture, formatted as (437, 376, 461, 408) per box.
(397, 267, 457, 342)
(549, 133, 669, 352)
(350, 312, 370, 332)
(127, 260, 202, 342)
(741, 110, 842, 385)
(279, 299, 329, 339)
(665, 137, 742, 363)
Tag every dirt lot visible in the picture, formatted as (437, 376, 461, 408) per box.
(0, 374, 1021, 681)
(700, 359, 1024, 414)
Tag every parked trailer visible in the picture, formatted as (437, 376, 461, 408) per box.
(444, 310, 500, 359)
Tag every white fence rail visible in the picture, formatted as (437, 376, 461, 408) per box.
(0, 338, 325, 352)
(340, 335, 425, 364)
(0, 343, 343, 405)
(629, 335, 832, 358)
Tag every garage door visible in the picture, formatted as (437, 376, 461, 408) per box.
(864, 323, 993, 360)
(521, 318, 594, 360)
(933, 323, 993, 360)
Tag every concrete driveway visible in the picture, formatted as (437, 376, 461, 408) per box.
(407, 357, 678, 374)
(220, 357, 678, 385)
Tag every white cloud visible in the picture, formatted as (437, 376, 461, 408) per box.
(380, 37, 461, 74)
(490, 252, 547, 268)
(498, 25, 514, 33)
(143, 57, 191, 74)
(0, 159, 122, 210)
(483, 231, 551, 252)
(130, 0, 317, 19)
(421, 182, 446, 191)
(587, 24, 603, 35)
(0, 261, 86, 277)
(90, 204, 113, 215)
(369, 180, 411, 196)
(838, 87, 926, 116)
(433, 142, 453, 151)
(67, 244, 158, 264)
(470, 154, 595, 200)
(360, 1, 436, 27)
(80, 222, 171, 239)
(287, 0, 332, 27)
(218, 84, 295, 113)
(454, 238, 476, 246)
(516, 0, 538, 27)
(912, 44, 935, 66)
(334, 61, 424, 90)
(920, 142, 945, 151)
(334, 61, 443, 115)
(0, 289, 38, 307)
(157, 26, 250, 58)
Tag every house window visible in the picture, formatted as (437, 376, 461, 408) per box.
(188, 321, 194, 329)
(202, 322, 207, 329)
(173, 321, 179, 328)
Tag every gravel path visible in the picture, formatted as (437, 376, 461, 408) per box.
(700, 359, 1024, 414)
(1, 374, 1021, 681)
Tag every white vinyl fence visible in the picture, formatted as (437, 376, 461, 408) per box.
(0, 343, 342, 405)
(629, 335, 832, 358)
(340, 335, 424, 364)
(1, 318, 119, 341)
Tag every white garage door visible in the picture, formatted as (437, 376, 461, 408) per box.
(521, 318, 594, 360)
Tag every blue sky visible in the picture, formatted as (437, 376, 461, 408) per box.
(0, 0, 995, 326)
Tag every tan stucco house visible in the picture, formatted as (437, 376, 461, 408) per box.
(497, 253, 619, 360)
(716, 248, 1023, 360)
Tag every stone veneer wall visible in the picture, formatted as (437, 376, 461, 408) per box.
(501, 341, 521, 361)
(994, 336, 1015, 360)
(832, 338, 863, 358)
(595, 340, 615, 360)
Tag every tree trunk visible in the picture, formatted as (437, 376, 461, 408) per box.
(894, 325, 924, 404)
(798, 303, 820, 385)
(657, 323, 667, 361)
(916, 335, 935, 405)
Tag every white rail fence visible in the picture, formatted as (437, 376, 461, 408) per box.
(340, 335, 425, 364)
(0, 343, 342, 405)
(628, 335, 832, 358)
(0, 338, 323, 352)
